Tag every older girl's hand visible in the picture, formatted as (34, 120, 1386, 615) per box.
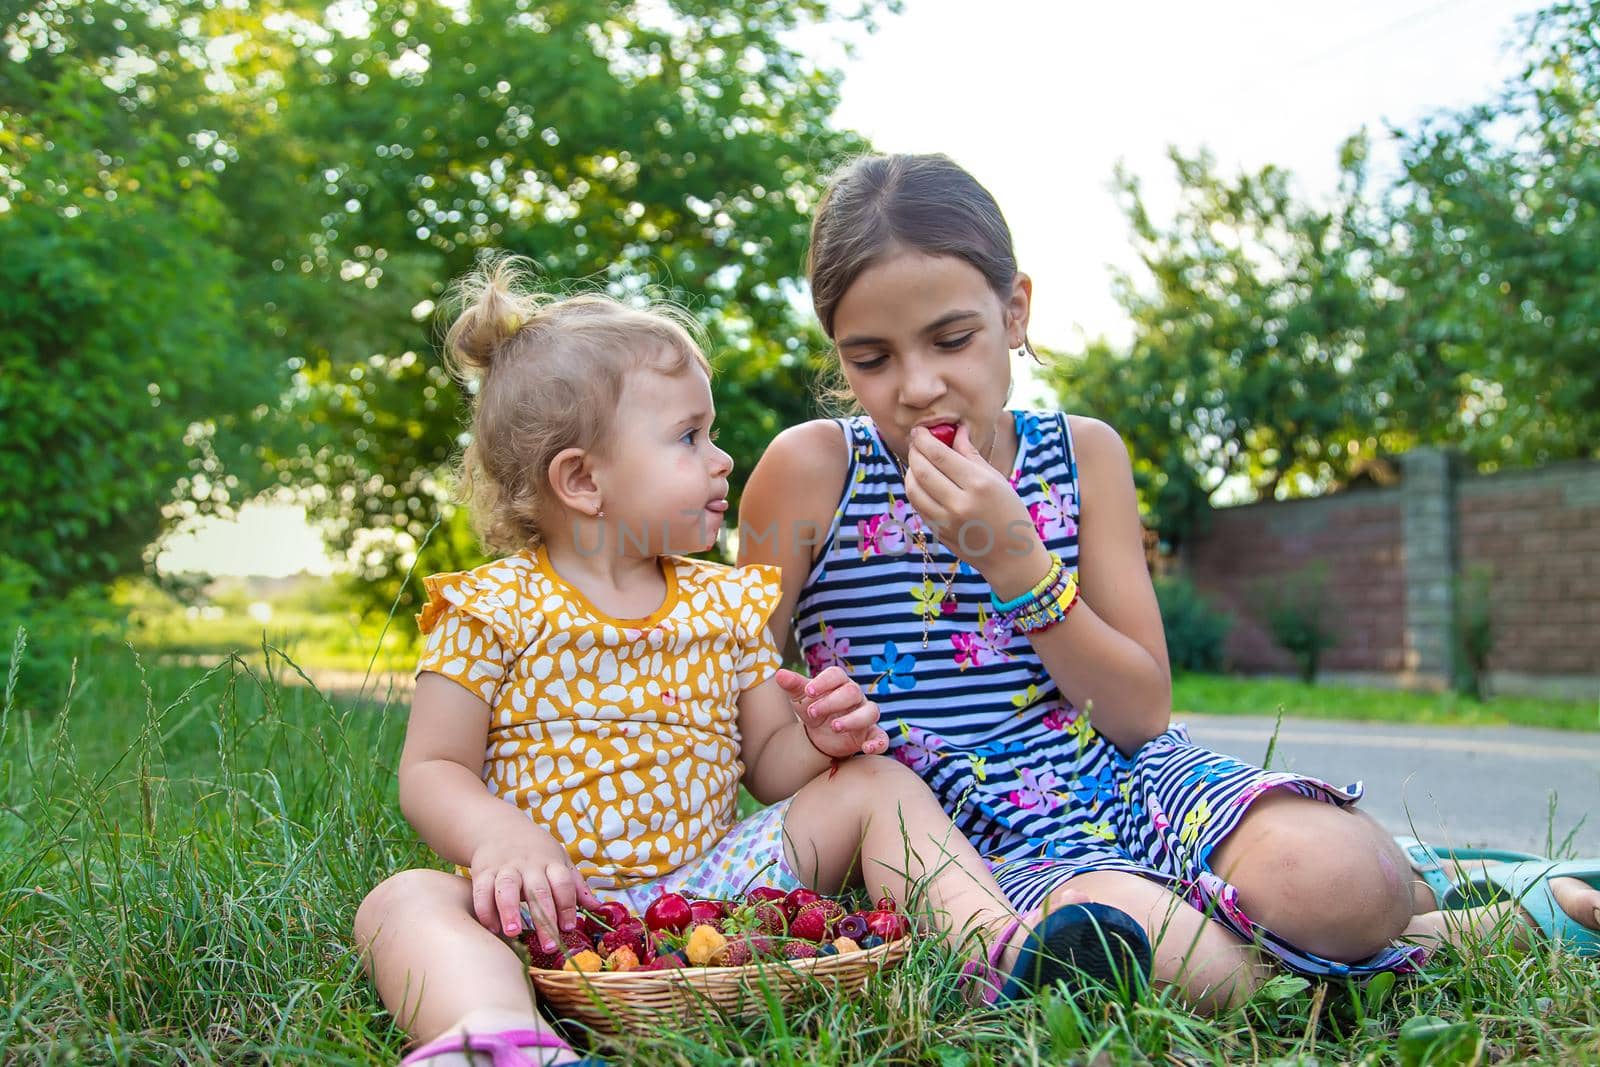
(904, 423, 1043, 588)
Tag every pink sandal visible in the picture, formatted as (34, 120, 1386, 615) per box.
(399, 1027, 607, 1066)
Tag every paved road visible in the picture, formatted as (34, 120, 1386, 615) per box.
(313, 670, 1600, 855)
(1180, 713, 1600, 856)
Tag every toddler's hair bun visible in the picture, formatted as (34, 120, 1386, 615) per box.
(442, 250, 547, 377)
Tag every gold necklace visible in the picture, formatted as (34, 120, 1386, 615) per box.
(910, 528, 960, 648)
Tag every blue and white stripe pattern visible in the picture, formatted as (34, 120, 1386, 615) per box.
(792, 410, 1425, 977)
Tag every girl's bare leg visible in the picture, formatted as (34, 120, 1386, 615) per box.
(1049, 870, 1273, 1014)
(353, 869, 577, 1066)
(780, 755, 1034, 968)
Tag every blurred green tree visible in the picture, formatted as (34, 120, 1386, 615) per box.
(1052, 0, 1600, 543)
(0, 1, 281, 596)
(222, 0, 878, 613)
(2, 0, 878, 630)
(1379, 0, 1600, 464)
(1046, 146, 1396, 546)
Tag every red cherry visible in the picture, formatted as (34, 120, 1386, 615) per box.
(864, 909, 909, 940)
(788, 907, 829, 942)
(592, 901, 631, 931)
(928, 423, 958, 447)
(644, 892, 693, 934)
(874, 896, 897, 913)
(746, 886, 788, 908)
(784, 887, 822, 916)
(688, 899, 725, 926)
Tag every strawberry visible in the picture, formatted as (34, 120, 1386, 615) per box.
(688, 899, 725, 926)
(521, 935, 565, 971)
(597, 922, 647, 958)
(752, 902, 787, 936)
(647, 953, 686, 971)
(747, 935, 776, 958)
(719, 941, 752, 967)
(560, 928, 595, 956)
(928, 423, 958, 447)
(783, 941, 820, 960)
(797, 899, 845, 929)
(787, 906, 828, 943)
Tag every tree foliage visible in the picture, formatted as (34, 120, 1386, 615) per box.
(217, 0, 874, 609)
(3, 0, 876, 619)
(1048, 145, 1398, 545)
(1053, 0, 1600, 541)
(0, 1, 280, 594)
(1381, 0, 1600, 464)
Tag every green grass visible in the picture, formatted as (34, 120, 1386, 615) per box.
(3, 643, 1598, 1064)
(1174, 673, 1600, 732)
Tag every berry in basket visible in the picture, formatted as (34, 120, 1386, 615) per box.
(522, 888, 911, 972)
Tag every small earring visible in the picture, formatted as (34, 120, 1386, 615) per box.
(595, 508, 605, 519)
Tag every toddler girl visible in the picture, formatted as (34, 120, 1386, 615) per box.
(353, 254, 1151, 1067)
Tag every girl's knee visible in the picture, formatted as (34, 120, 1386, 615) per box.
(1221, 804, 1413, 959)
(353, 868, 463, 945)
(827, 753, 921, 797)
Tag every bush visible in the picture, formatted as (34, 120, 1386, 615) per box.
(1254, 562, 1338, 683)
(1453, 564, 1495, 699)
(0, 554, 124, 713)
(1155, 576, 1232, 673)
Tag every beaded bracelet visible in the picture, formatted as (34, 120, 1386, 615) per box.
(990, 554, 1064, 614)
(1004, 568, 1080, 635)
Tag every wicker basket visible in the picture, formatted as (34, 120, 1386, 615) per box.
(529, 938, 910, 1033)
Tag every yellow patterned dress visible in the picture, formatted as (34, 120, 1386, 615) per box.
(416, 545, 785, 891)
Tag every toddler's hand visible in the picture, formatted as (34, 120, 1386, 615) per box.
(776, 666, 890, 760)
(469, 833, 602, 952)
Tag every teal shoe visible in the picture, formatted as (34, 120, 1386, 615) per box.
(1437, 858, 1600, 958)
(1394, 835, 1544, 903)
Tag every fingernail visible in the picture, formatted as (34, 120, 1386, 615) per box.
(805, 685, 816, 696)
(506, 923, 520, 935)
(833, 720, 843, 732)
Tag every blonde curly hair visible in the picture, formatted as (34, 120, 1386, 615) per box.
(441, 252, 710, 553)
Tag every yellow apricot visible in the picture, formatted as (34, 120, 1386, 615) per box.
(563, 950, 603, 973)
(684, 923, 728, 966)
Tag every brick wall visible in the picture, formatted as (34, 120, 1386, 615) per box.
(1178, 452, 1600, 697)
(1183, 490, 1407, 676)
(1457, 462, 1600, 684)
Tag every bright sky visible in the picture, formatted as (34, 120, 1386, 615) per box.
(156, 0, 1544, 578)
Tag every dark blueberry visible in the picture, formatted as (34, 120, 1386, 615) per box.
(859, 934, 885, 949)
(816, 943, 839, 957)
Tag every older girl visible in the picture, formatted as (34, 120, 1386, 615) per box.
(738, 152, 1600, 1011)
